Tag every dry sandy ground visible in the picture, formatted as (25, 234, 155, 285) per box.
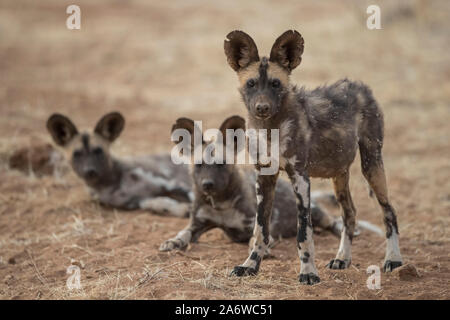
(0, 0, 449, 300)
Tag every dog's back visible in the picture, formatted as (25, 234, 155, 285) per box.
(97, 154, 193, 211)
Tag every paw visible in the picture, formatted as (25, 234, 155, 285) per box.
(299, 273, 320, 285)
(326, 259, 351, 269)
(230, 266, 258, 277)
(383, 260, 402, 272)
(159, 239, 183, 252)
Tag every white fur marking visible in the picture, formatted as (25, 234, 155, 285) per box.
(242, 223, 265, 268)
(132, 167, 177, 191)
(336, 227, 352, 262)
(385, 232, 402, 261)
(139, 197, 188, 217)
(293, 174, 309, 206)
(175, 229, 192, 243)
(256, 194, 263, 205)
(279, 120, 294, 155)
(298, 227, 318, 275)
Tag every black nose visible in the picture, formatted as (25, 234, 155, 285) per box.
(256, 103, 270, 115)
(202, 180, 214, 191)
(85, 169, 98, 180)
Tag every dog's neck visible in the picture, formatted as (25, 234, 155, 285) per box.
(86, 156, 124, 191)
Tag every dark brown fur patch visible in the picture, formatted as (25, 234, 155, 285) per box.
(224, 30, 260, 71)
(46, 114, 79, 146)
(269, 30, 304, 72)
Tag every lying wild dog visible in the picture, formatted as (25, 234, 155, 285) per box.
(45, 111, 342, 228)
(160, 116, 368, 252)
(46, 112, 192, 216)
(224, 30, 402, 284)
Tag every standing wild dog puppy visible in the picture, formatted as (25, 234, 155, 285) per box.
(224, 30, 402, 284)
(46, 112, 192, 216)
(160, 116, 346, 252)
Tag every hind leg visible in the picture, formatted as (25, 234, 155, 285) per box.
(361, 161, 402, 271)
(310, 192, 361, 238)
(327, 171, 356, 269)
(358, 94, 403, 271)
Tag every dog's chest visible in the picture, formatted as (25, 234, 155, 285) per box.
(196, 204, 248, 230)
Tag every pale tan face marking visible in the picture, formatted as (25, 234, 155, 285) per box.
(63, 130, 111, 159)
(237, 60, 289, 88)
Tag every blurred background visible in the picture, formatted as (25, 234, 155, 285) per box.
(0, 0, 448, 299)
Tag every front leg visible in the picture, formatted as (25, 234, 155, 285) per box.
(140, 197, 190, 218)
(248, 234, 275, 257)
(231, 170, 278, 277)
(159, 206, 213, 251)
(286, 165, 320, 285)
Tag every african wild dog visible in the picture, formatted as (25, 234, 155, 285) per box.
(46, 112, 192, 216)
(224, 30, 402, 284)
(160, 115, 361, 252)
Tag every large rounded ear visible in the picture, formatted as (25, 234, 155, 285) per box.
(224, 30, 260, 72)
(46, 114, 79, 146)
(269, 30, 304, 73)
(219, 115, 246, 155)
(94, 112, 125, 142)
(219, 115, 246, 139)
(171, 117, 202, 148)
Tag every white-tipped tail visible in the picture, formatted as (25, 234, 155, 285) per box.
(357, 220, 384, 236)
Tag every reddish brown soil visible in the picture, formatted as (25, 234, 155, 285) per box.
(0, 0, 449, 299)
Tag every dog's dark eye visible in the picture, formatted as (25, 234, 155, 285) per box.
(271, 79, 281, 88)
(73, 150, 82, 158)
(92, 147, 103, 156)
(246, 79, 255, 88)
